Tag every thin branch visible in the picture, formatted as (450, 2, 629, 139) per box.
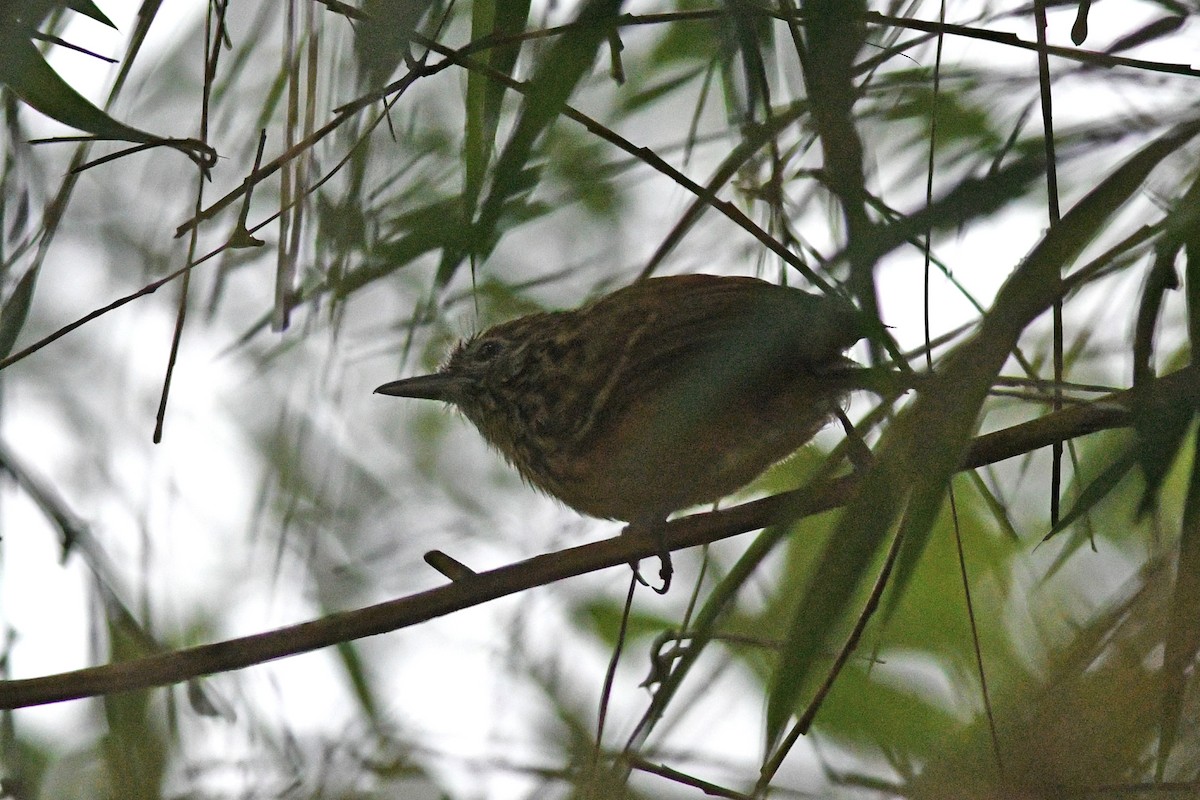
(626, 754, 750, 799)
(1, 365, 1188, 711)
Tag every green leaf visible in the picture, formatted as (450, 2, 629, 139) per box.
(450, 0, 623, 286)
(820, 658, 962, 757)
(1157, 433, 1200, 778)
(336, 641, 380, 724)
(574, 598, 673, 646)
(548, 130, 621, 215)
(103, 610, 166, 800)
(464, 0, 498, 210)
(1132, 381, 1195, 515)
(881, 82, 1003, 151)
(353, 0, 426, 88)
(645, 4, 720, 68)
(464, 0, 531, 210)
(1106, 15, 1185, 55)
(0, 267, 37, 361)
(719, 2, 771, 123)
(865, 152, 1047, 262)
(1183, 168, 1200, 388)
(617, 67, 704, 115)
(0, 33, 158, 143)
(967, 471, 1021, 543)
(765, 116, 1200, 748)
(1042, 446, 1139, 541)
(341, 195, 552, 297)
(65, 0, 116, 28)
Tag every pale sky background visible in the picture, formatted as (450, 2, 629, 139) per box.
(2, 1, 1196, 796)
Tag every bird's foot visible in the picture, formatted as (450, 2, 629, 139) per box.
(623, 520, 672, 595)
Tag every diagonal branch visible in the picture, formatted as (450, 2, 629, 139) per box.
(0, 367, 1192, 711)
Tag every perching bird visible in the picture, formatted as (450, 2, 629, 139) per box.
(377, 274, 887, 589)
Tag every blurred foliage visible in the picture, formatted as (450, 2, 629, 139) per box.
(1, 0, 1200, 798)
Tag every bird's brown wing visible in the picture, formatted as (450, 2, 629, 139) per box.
(551, 275, 867, 455)
(589, 275, 866, 403)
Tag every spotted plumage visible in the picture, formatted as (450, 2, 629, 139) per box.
(378, 274, 876, 523)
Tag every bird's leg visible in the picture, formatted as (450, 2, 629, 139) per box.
(622, 516, 672, 595)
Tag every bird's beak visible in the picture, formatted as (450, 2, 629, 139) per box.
(374, 373, 466, 402)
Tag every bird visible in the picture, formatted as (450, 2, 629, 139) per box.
(376, 274, 886, 590)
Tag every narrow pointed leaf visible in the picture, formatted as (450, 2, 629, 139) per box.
(1133, 383, 1194, 515)
(1042, 446, 1139, 541)
(0, 35, 159, 144)
(766, 117, 1200, 746)
(1158, 434, 1200, 778)
(336, 641, 380, 724)
(0, 267, 37, 361)
(452, 0, 623, 286)
(65, 0, 116, 28)
(464, 0, 530, 210)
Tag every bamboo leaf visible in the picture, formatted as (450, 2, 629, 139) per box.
(0, 267, 37, 361)
(444, 0, 623, 286)
(1042, 446, 1139, 541)
(1157, 433, 1200, 778)
(336, 641, 380, 725)
(0, 34, 159, 144)
(65, 0, 115, 28)
(766, 117, 1200, 747)
(464, 0, 530, 211)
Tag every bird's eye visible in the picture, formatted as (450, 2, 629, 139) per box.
(475, 339, 504, 360)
